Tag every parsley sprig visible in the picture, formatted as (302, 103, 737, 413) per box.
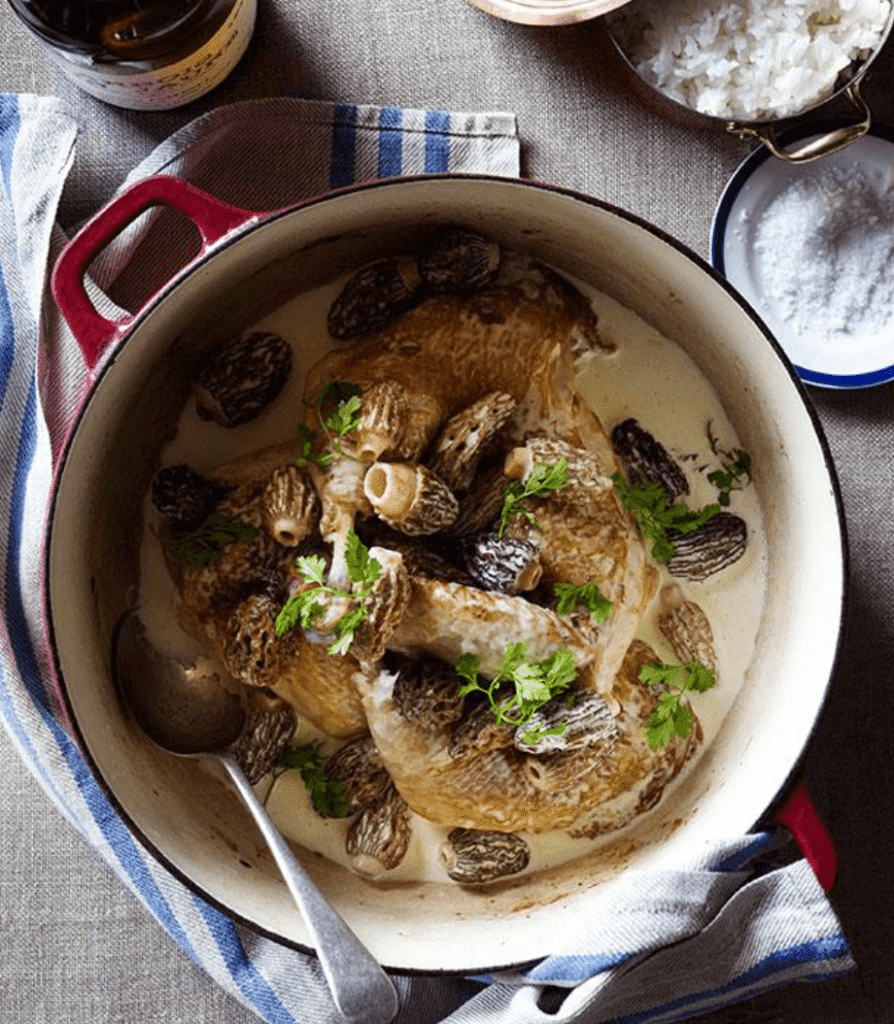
(274, 530, 382, 655)
(640, 661, 716, 750)
(455, 642, 578, 744)
(277, 742, 349, 817)
(171, 512, 258, 566)
(612, 473, 720, 562)
(707, 427, 752, 506)
(498, 457, 569, 538)
(295, 380, 364, 470)
(554, 580, 614, 621)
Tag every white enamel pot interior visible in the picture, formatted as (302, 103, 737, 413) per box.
(45, 174, 846, 974)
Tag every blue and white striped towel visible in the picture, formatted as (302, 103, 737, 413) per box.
(0, 92, 854, 1024)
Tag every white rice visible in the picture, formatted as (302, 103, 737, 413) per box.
(607, 0, 891, 121)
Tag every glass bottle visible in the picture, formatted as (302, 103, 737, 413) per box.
(7, 0, 257, 110)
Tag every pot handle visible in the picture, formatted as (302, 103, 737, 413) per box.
(730, 81, 870, 163)
(51, 175, 258, 372)
(775, 779, 837, 892)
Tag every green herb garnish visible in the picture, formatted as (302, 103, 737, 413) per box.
(274, 530, 382, 655)
(455, 642, 578, 744)
(171, 512, 258, 566)
(294, 423, 333, 470)
(612, 473, 720, 562)
(294, 380, 364, 469)
(641, 661, 716, 750)
(498, 457, 569, 538)
(707, 426, 752, 506)
(554, 580, 614, 622)
(278, 742, 349, 817)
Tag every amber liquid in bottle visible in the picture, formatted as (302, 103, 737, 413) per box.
(8, 0, 257, 109)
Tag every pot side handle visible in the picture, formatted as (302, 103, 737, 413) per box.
(776, 779, 838, 892)
(51, 175, 258, 371)
(731, 82, 870, 164)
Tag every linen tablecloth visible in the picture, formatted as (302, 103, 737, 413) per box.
(0, 92, 855, 1024)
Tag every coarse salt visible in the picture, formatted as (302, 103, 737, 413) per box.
(751, 163, 894, 346)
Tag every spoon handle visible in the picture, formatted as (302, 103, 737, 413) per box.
(221, 755, 400, 1024)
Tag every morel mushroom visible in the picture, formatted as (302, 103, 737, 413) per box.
(504, 436, 612, 494)
(417, 227, 501, 294)
(427, 390, 517, 492)
(151, 463, 224, 529)
(611, 418, 689, 500)
(324, 735, 392, 817)
(448, 700, 516, 760)
(354, 379, 411, 462)
(657, 584, 718, 677)
(667, 512, 747, 581)
(513, 686, 622, 755)
(462, 532, 541, 594)
(448, 463, 511, 536)
(229, 689, 297, 785)
(363, 461, 459, 536)
(221, 592, 281, 687)
(351, 546, 412, 663)
(438, 827, 530, 885)
(345, 783, 412, 878)
(390, 654, 466, 732)
(261, 464, 319, 547)
(327, 257, 421, 340)
(194, 332, 292, 428)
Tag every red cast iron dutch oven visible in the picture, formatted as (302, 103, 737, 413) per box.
(45, 174, 845, 973)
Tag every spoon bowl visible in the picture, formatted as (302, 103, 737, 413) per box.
(112, 613, 399, 1024)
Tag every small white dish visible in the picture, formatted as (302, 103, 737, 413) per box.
(465, 0, 630, 25)
(711, 124, 894, 389)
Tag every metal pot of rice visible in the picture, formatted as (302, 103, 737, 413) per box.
(606, 0, 894, 162)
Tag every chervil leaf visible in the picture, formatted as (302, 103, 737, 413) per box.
(673, 702, 694, 739)
(275, 530, 382, 655)
(171, 513, 258, 567)
(326, 393, 363, 438)
(345, 530, 381, 587)
(326, 631, 356, 656)
(519, 722, 567, 745)
(687, 662, 717, 693)
(512, 663, 550, 704)
(455, 642, 577, 739)
(707, 425, 752, 506)
(296, 552, 328, 586)
(498, 458, 569, 538)
(294, 424, 332, 469)
(612, 472, 721, 562)
(645, 712, 676, 751)
(540, 646, 578, 691)
(274, 593, 304, 638)
(298, 595, 325, 631)
(526, 458, 569, 494)
(640, 660, 716, 749)
(278, 743, 349, 818)
(499, 641, 529, 678)
(554, 580, 614, 622)
(455, 652, 481, 692)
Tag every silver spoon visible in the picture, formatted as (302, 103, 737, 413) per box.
(113, 612, 400, 1024)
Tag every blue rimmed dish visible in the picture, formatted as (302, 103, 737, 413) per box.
(711, 122, 894, 389)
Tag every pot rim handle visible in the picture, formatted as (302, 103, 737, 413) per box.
(776, 778, 837, 892)
(730, 81, 871, 163)
(51, 175, 258, 372)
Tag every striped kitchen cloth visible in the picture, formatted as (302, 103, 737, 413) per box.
(0, 92, 854, 1024)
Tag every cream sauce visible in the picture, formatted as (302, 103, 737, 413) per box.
(138, 266, 767, 885)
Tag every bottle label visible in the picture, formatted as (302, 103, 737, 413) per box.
(37, 0, 258, 111)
